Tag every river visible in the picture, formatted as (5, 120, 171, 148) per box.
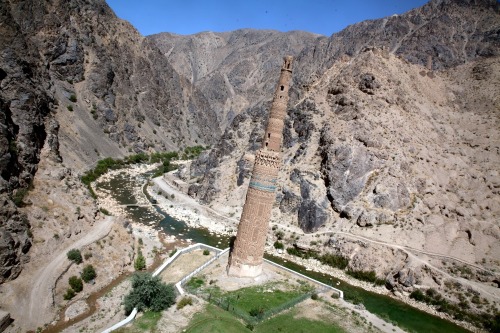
(96, 168, 471, 333)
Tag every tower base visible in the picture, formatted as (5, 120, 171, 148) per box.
(227, 262, 262, 278)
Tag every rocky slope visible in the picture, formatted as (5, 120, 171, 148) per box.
(179, 0, 500, 325)
(0, 0, 222, 285)
(150, 0, 500, 117)
(149, 30, 322, 129)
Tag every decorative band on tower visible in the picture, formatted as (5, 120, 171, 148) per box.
(227, 56, 293, 278)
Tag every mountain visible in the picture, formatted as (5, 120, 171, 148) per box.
(172, 0, 500, 327)
(148, 29, 323, 129)
(0, 0, 499, 330)
(0, 0, 223, 284)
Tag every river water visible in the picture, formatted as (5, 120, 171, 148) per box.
(96, 168, 471, 333)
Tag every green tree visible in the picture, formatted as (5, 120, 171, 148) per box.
(123, 273, 176, 314)
(273, 241, 284, 249)
(69, 276, 83, 292)
(64, 288, 76, 300)
(81, 265, 97, 282)
(67, 249, 83, 264)
(134, 249, 146, 271)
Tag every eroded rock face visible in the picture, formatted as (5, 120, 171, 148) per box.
(320, 140, 376, 214)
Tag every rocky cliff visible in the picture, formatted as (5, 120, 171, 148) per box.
(0, 0, 499, 324)
(148, 29, 322, 129)
(0, 0, 222, 283)
(180, 0, 500, 317)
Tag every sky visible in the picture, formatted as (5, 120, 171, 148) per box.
(105, 0, 430, 37)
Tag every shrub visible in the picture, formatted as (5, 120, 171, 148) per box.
(12, 188, 28, 207)
(249, 307, 265, 318)
(84, 252, 92, 260)
(347, 269, 383, 285)
(318, 253, 349, 269)
(134, 250, 146, 271)
(99, 208, 111, 216)
(64, 288, 76, 300)
(203, 249, 210, 256)
(67, 249, 83, 264)
(69, 276, 83, 292)
(273, 241, 284, 250)
(67, 105, 73, 111)
(123, 272, 176, 314)
(311, 293, 319, 300)
(176, 296, 193, 310)
(169, 249, 177, 257)
(81, 265, 97, 282)
(69, 94, 77, 102)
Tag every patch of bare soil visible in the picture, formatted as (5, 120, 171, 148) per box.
(160, 250, 214, 284)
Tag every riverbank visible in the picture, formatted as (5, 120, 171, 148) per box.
(147, 172, 480, 333)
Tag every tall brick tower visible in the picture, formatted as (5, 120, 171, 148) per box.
(227, 56, 293, 278)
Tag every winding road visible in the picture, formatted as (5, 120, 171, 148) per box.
(27, 216, 114, 329)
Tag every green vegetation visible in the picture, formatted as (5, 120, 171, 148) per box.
(203, 249, 210, 255)
(81, 147, 206, 197)
(113, 311, 162, 333)
(99, 207, 111, 216)
(266, 254, 472, 333)
(12, 187, 29, 207)
(185, 276, 205, 291)
(69, 94, 77, 102)
(410, 288, 500, 331)
(63, 288, 76, 300)
(67, 249, 83, 264)
(177, 296, 193, 310)
(192, 281, 314, 325)
(81, 265, 97, 282)
(273, 241, 284, 250)
(67, 105, 73, 111)
(134, 249, 146, 271)
(285, 247, 348, 270)
(346, 270, 385, 286)
(181, 145, 207, 160)
(184, 304, 249, 333)
(184, 304, 345, 333)
(255, 309, 344, 333)
(69, 276, 83, 292)
(123, 273, 176, 315)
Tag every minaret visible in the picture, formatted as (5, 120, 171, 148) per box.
(227, 56, 293, 278)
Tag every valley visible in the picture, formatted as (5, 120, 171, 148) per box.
(0, 0, 499, 332)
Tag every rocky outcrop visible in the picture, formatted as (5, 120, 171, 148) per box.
(184, 0, 500, 294)
(0, 0, 223, 283)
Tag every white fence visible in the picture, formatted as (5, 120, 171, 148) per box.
(101, 243, 343, 332)
(100, 243, 226, 333)
(175, 247, 229, 295)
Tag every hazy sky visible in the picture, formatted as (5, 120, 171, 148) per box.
(105, 0, 429, 37)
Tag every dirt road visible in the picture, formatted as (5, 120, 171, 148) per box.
(26, 216, 114, 329)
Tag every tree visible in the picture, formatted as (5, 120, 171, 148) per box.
(81, 265, 97, 282)
(69, 276, 83, 292)
(123, 272, 176, 314)
(64, 288, 75, 300)
(134, 249, 146, 271)
(67, 249, 83, 264)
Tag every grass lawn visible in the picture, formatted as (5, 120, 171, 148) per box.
(221, 282, 312, 313)
(114, 311, 162, 333)
(255, 309, 345, 333)
(185, 304, 250, 333)
(184, 304, 346, 333)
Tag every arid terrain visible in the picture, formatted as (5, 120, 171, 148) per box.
(0, 0, 499, 332)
